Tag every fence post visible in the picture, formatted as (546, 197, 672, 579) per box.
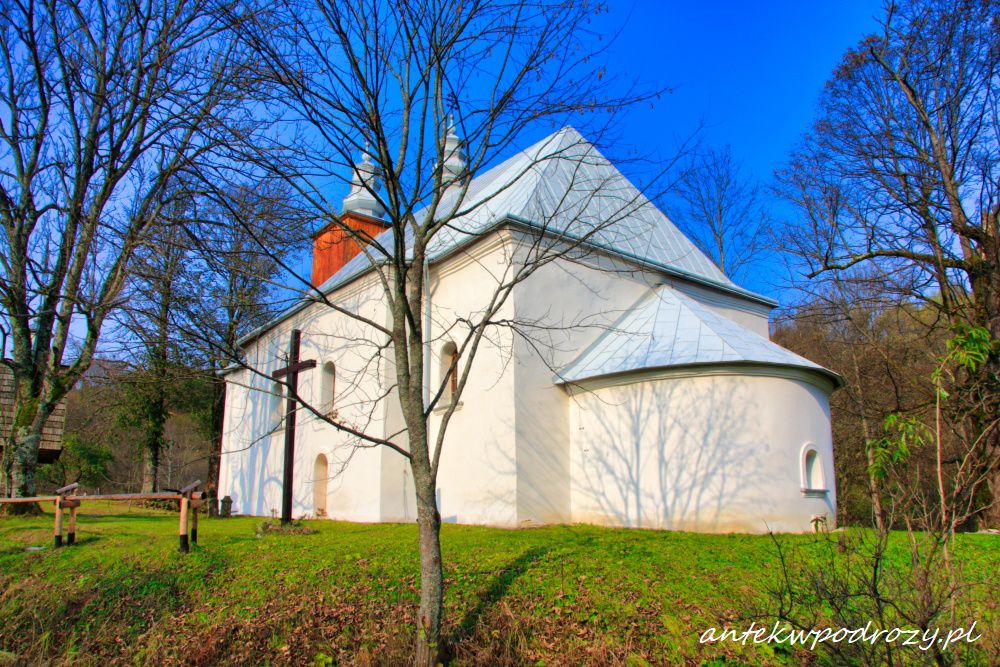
(179, 496, 190, 553)
(190, 501, 198, 546)
(53, 483, 79, 549)
(67, 503, 78, 545)
(53, 496, 63, 548)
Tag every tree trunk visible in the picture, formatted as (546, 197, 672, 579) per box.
(141, 439, 161, 494)
(6, 375, 41, 498)
(10, 429, 40, 497)
(4, 393, 50, 513)
(206, 377, 226, 493)
(848, 346, 886, 532)
(413, 465, 443, 667)
(865, 443, 886, 532)
(987, 468, 1000, 529)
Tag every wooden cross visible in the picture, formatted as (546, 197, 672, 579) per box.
(271, 329, 316, 524)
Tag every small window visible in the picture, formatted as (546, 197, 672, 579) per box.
(440, 341, 459, 404)
(271, 381, 284, 429)
(320, 361, 336, 415)
(801, 445, 827, 495)
(313, 454, 328, 517)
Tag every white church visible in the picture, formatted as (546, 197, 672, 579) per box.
(218, 126, 840, 533)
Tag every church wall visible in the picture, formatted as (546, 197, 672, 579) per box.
(426, 233, 519, 526)
(218, 228, 808, 530)
(664, 278, 773, 338)
(218, 275, 393, 522)
(505, 238, 781, 527)
(510, 248, 656, 525)
(568, 369, 837, 533)
(294, 280, 393, 522)
(217, 340, 295, 519)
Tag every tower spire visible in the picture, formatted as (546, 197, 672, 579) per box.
(442, 116, 467, 187)
(342, 149, 385, 219)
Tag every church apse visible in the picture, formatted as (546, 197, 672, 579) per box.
(569, 371, 836, 533)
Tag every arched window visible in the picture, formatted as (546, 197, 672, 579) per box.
(313, 454, 328, 517)
(270, 381, 284, 429)
(320, 361, 336, 415)
(801, 445, 826, 494)
(440, 341, 459, 404)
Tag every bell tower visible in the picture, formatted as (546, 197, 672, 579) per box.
(310, 151, 390, 288)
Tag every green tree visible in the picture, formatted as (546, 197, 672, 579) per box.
(37, 434, 113, 489)
(776, 0, 999, 525)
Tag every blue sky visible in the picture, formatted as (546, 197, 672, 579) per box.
(291, 1, 885, 305)
(593, 0, 884, 300)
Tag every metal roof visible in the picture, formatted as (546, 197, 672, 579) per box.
(314, 126, 770, 298)
(556, 285, 842, 388)
(241, 127, 775, 347)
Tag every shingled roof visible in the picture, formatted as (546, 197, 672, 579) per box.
(0, 365, 66, 463)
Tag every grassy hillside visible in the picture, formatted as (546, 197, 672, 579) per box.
(0, 504, 996, 666)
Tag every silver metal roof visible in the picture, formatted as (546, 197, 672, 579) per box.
(556, 285, 842, 387)
(315, 127, 770, 300)
(242, 127, 775, 346)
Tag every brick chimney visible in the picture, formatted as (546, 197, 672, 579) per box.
(311, 152, 389, 288)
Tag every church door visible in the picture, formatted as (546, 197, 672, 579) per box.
(313, 454, 328, 518)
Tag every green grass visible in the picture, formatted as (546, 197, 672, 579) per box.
(0, 503, 996, 666)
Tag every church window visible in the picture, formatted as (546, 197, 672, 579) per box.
(801, 445, 826, 494)
(440, 341, 459, 404)
(313, 454, 328, 518)
(320, 361, 336, 415)
(271, 381, 284, 430)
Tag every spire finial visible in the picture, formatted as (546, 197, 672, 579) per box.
(442, 116, 466, 185)
(342, 149, 384, 218)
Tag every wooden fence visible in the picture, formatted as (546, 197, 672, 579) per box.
(0, 480, 207, 552)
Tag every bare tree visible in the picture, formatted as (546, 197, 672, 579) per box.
(0, 0, 254, 501)
(674, 145, 769, 281)
(177, 183, 308, 492)
(91, 181, 298, 495)
(775, 0, 999, 526)
(774, 274, 941, 530)
(114, 208, 193, 493)
(219, 1, 667, 662)
(765, 324, 996, 667)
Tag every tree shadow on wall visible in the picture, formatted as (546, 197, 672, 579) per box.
(577, 376, 765, 531)
(226, 370, 284, 518)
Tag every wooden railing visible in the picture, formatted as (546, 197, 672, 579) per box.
(0, 480, 207, 552)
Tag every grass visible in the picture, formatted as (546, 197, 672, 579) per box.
(0, 502, 997, 666)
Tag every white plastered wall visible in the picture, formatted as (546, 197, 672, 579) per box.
(218, 274, 393, 521)
(510, 246, 658, 524)
(568, 368, 837, 533)
(425, 233, 519, 526)
(507, 238, 783, 527)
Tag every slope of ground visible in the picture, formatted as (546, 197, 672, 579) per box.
(0, 503, 996, 666)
